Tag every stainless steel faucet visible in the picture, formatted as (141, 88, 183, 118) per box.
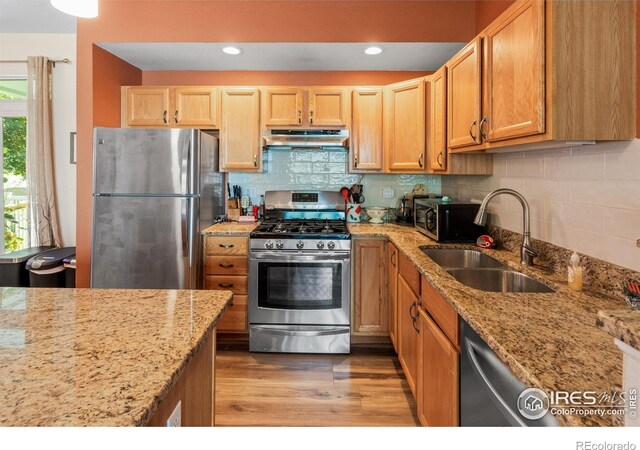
(473, 188, 538, 266)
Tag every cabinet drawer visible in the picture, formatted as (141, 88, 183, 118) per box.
(204, 275, 247, 295)
(205, 236, 248, 256)
(204, 256, 248, 275)
(398, 251, 420, 296)
(217, 295, 248, 332)
(421, 276, 459, 348)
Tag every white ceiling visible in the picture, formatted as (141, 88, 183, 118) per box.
(97, 42, 466, 71)
(0, 0, 76, 33)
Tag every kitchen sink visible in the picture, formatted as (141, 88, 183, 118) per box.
(445, 268, 555, 294)
(421, 247, 506, 269)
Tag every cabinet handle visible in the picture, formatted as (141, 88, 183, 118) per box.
(469, 120, 478, 143)
(163, 110, 167, 124)
(174, 110, 179, 124)
(391, 250, 397, 267)
(409, 301, 417, 319)
(253, 155, 258, 167)
(479, 116, 488, 140)
(418, 152, 424, 168)
(219, 263, 234, 268)
(412, 315, 420, 333)
(437, 152, 444, 168)
(298, 110, 302, 125)
(219, 244, 235, 248)
(218, 283, 234, 288)
(354, 155, 358, 168)
(310, 110, 314, 125)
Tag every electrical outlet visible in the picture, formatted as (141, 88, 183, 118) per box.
(383, 188, 395, 199)
(166, 400, 181, 427)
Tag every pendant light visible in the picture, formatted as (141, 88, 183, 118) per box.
(51, 0, 98, 18)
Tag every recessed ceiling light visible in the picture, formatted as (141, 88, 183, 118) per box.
(222, 46, 242, 55)
(364, 46, 383, 55)
(51, 0, 98, 18)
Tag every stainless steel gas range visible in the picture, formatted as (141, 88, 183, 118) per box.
(249, 190, 351, 354)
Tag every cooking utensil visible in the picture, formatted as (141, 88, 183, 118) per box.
(340, 187, 350, 203)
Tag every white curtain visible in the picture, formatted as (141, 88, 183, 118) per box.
(26, 56, 62, 247)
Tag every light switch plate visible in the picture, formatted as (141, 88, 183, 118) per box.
(383, 188, 395, 199)
(166, 400, 181, 427)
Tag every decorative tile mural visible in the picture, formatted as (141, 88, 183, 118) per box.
(228, 149, 441, 208)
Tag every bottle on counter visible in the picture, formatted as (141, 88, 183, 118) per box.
(568, 251, 583, 291)
(259, 195, 265, 219)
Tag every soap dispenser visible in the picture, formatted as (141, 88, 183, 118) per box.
(568, 251, 583, 291)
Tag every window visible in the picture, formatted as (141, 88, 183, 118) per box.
(0, 79, 29, 254)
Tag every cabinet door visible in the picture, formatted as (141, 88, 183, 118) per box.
(353, 239, 388, 335)
(386, 78, 426, 172)
(174, 87, 219, 127)
(220, 88, 261, 172)
(417, 308, 459, 427)
(263, 88, 303, 126)
(308, 88, 349, 127)
(428, 68, 447, 172)
(447, 38, 482, 149)
(351, 88, 384, 172)
(398, 275, 420, 397)
(125, 87, 170, 127)
(387, 242, 399, 352)
(484, 0, 545, 142)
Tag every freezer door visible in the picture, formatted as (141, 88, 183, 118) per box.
(198, 131, 225, 229)
(91, 196, 197, 289)
(93, 127, 198, 195)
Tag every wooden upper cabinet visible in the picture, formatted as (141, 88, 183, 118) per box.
(447, 38, 482, 150)
(308, 88, 349, 127)
(417, 308, 459, 427)
(427, 68, 447, 172)
(351, 88, 384, 172)
(220, 88, 261, 172)
(174, 87, 219, 127)
(386, 78, 427, 172)
(263, 88, 303, 126)
(353, 239, 388, 336)
(125, 87, 170, 127)
(483, 0, 545, 142)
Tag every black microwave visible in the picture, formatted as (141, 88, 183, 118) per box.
(413, 198, 485, 242)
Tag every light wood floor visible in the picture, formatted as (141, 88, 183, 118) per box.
(215, 343, 419, 427)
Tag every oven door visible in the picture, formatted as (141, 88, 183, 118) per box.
(249, 251, 350, 325)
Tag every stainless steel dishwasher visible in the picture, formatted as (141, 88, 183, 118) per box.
(460, 318, 559, 426)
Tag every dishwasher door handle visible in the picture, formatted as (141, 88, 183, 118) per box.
(465, 338, 527, 427)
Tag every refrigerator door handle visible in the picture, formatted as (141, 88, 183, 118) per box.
(181, 199, 189, 257)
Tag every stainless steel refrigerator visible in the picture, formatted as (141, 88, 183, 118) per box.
(91, 127, 224, 289)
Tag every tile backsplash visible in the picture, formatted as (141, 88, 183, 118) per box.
(442, 139, 640, 272)
(229, 149, 441, 208)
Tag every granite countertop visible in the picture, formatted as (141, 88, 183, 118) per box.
(0, 288, 232, 426)
(349, 223, 628, 427)
(596, 310, 640, 352)
(202, 221, 258, 235)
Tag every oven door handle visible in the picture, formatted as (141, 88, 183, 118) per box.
(250, 252, 350, 262)
(251, 326, 350, 337)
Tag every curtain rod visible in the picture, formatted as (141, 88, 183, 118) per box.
(0, 58, 71, 67)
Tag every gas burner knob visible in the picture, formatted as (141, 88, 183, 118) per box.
(317, 241, 325, 249)
(275, 240, 284, 249)
(265, 240, 274, 249)
(327, 241, 336, 250)
(296, 241, 305, 249)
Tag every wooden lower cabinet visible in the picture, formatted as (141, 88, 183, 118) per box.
(147, 329, 216, 426)
(352, 239, 388, 335)
(387, 242, 399, 351)
(417, 308, 459, 426)
(397, 274, 420, 397)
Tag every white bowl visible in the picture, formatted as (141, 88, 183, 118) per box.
(366, 207, 387, 224)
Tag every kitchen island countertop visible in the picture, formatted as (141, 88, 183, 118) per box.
(0, 288, 232, 426)
(597, 309, 640, 352)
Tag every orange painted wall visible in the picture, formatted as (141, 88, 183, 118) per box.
(76, 1, 477, 287)
(143, 70, 432, 87)
(474, 0, 515, 33)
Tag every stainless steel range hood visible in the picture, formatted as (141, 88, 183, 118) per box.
(263, 129, 349, 151)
